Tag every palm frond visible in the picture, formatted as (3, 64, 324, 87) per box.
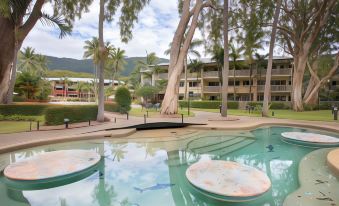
(40, 13, 71, 38)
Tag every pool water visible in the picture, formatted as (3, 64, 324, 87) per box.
(0, 126, 336, 206)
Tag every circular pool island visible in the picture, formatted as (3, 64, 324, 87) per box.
(186, 160, 271, 202)
(4, 150, 100, 181)
(281, 132, 339, 147)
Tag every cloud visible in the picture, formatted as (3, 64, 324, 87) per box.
(23, 1, 186, 59)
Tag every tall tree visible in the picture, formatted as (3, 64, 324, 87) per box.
(0, 0, 89, 103)
(263, 0, 282, 117)
(96, 0, 150, 121)
(278, 0, 337, 111)
(221, 0, 229, 117)
(160, 0, 215, 115)
(164, 39, 203, 100)
(109, 47, 126, 89)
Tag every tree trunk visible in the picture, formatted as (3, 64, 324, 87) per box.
(0, 17, 15, 103)
(233, 65, 236, 101)
(184, 57, 188, 100)
(97, 0, 105, 122)
(249, 64, 253, 101)
(161, 0, 213, 115)
(292, 54, 308, 111)
(5, 44, 20, 104)
(221, 0, 229, 117)
(263, 0, 281, 116)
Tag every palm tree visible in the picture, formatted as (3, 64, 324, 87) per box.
(17, 47, 48, 76)
(211, 46, 224, 97)
(188, 60, 204, 98)
(229, 44, 242, 101)
(109, 48, 126, 89)
(15, 72, 41, 100)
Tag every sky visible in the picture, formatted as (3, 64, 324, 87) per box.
(23, 0, 205, 60)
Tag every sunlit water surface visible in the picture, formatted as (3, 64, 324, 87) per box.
(0, 126, 336, 206)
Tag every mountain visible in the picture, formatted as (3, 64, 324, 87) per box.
(45, 55, 169, 77)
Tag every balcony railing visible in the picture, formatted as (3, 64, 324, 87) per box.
(257, 68, 291, 76)
(258, 85, 292, 92)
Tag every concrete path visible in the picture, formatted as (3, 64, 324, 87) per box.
(1, 111, 339, 153)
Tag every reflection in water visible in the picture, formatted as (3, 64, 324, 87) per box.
(0, 127, 327, 206)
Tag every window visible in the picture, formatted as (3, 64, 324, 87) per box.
(243, 81, 250, 86)
(229, 81, 240, 86)
(189, 82, 198, 87)
(257, 80, 265, 85)
(208, 82, 219, 86)
(56, 94, 63, 97)
(179, 82, 185, 87)
(68, 88, 76, 91)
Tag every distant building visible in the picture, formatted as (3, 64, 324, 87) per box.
(46, 78, 122, 99)
(140, 56, 339, 102)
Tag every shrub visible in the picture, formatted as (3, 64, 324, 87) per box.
(115, 87, 132, 114)
(104, 102, 119, 112)
(270, 102, 291, 109)
(44, 105, 98, 125)
(179, 101, 239, 109)
(0, 104, 52, 116)
(0, 114, 39, 121)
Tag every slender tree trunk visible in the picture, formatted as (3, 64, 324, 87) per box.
(97, 0, 105, 122)
(248, 64, 253, 101)
(292, 55, 308, 111)
(263, 0, 281, 116)
(184, 57, 188, 100)
(221, 0, 229, 117)
(233, 63, 236, 101)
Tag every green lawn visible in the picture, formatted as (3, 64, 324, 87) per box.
(0, 121, 39, 134)
(129, 108, 195, 117)
(192, 108, 338, 122)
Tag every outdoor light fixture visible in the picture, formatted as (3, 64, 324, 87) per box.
(64, 118, 70, 129)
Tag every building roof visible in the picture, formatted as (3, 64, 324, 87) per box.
(46, 77, 123, 84)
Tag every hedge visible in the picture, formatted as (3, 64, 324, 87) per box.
(248, 102, 292, 110)
(179, 101, 239, 109)
(115, 87, 132, 114)
(104, 102, 119, 112)
(0, 104, 52, 116)
(44, 105, 98, 125)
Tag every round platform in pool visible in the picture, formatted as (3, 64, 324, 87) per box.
(327, 148, 339, 178)
(186, 160, 271, 201)
(281, 132, 339, 147)
(4, 150, 100, 181)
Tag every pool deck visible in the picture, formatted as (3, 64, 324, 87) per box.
(1, 111, 339, 153)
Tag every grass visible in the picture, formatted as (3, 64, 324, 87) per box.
(0, 121, 39, 134)
(129, 107, 195, 117)
(192, 108, 338, 122)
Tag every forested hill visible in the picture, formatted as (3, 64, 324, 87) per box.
(45, 55, 168, 77)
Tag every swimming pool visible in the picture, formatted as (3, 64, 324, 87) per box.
(0, 126, 337, 206)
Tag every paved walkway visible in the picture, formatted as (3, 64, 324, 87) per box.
(1, 111, 339, 153)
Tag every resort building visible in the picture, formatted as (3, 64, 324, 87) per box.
(141, 56, 294, 102)
(46, 77, 121, 99)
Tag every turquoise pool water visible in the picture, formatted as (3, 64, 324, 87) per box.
(0, 126, 336, 206)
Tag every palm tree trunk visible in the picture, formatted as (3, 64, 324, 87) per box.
(97, 0, 105, 122)
(249, 64, 252, 102)
(263, 0, 281, 116)
(221, 0, 229, 117)
(233, 63, 236, 101)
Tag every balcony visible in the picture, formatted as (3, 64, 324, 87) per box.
(258, 68, 291, 76)
(258, 85, 292, 92)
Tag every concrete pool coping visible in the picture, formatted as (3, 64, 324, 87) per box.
(1, 111, 339, 154)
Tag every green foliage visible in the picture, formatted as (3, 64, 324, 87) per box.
(104, 102, 119, 112)
(248, 102, 292, 110)
(135, 86, 158, 100)
(15, 71, 50, 100)
(0, 104, 51, 116)
(44, 105, 97, 125)
(46, 70, 93, 78)
(0, 114, 40, 121)
(115, 87, 132, 113)
(179, 101, 239, 109)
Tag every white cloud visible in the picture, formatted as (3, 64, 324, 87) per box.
(23, 1, 182, 59)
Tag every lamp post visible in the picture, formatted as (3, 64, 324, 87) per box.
(188, 92, 194, 115)
(327, 79, 331, 101)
